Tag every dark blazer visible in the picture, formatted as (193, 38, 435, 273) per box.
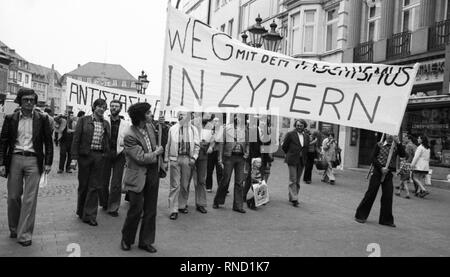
(122, 124, 159, 193)
(0, 110, 53, 177)
(282, 130, 310, 166)
(71, 115, 111, 160)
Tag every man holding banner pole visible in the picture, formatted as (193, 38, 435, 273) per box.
(355, 134, 405, 228)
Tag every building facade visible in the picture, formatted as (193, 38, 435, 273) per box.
(343, 0, 450, 179)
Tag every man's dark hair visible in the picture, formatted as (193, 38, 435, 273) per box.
(110, 99, 123, 109)
(77, 111, 86, 117)
(92, 98, 107, 112)
(294, 119, 308, 128)
(14, 88, 38, 105)
(68, 111, 74, 116)
(128, 102, 151, 126)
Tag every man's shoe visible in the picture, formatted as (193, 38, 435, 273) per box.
(18, 240, 32, 247)
(169, 213, 178, 220)
(108, 211, 119, 217)
(329, 180, 335, 185)
(83, 219, 98, 226)
(9, 232, 17, 239)
(291, 200, 299, 207)
(212, 203, 219, 209)
(66, 170, 72, 173)
(232, 208, 246, 213)
(380, 222, 396, 228)
(206, 189, 212, 193)
(138, 244, 157, 253)
(57, 170, 63, 174)
(102, 206, 108, 211)
(355, 217, 366, 224)
(305, 181, 312, 184)
(196, 206, 207, 214)
(121, 240, 131, 251)
(178, 208, 188, 214)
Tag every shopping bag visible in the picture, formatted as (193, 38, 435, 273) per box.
(252, 180, 269, 207)
(39, 173, 48, 188)
(315, 154, 328, 170)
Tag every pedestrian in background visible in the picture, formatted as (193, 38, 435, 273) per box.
(102, 100, 130, 216)
(57, 111, 75, 174)
(164, 110, 200, 220)
(411, 135, 431, 198)
(120, 102, 164, 253)
(71, 99, 111, 227)
(303, 129, 320, 184)
(0, 88, 53, 247)
(355, 134, 405, 228)
(395, 135, 416, 199)
(281, 119, 309, 207)
(321, 132, 338, 185)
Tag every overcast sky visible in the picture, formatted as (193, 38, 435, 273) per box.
(0, 0, 176, 96)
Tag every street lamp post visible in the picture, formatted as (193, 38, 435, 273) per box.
(136, 70, 149, 94)
(244, 15, 283, 51)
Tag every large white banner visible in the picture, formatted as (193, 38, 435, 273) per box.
(66, 78, 161, 118)
(160, 6, 419, 135)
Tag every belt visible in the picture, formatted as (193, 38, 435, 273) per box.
(14, 151, 37, 157)
(91, 149, 104, 153)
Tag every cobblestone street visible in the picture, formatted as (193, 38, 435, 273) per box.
(1, 147, 450, 257)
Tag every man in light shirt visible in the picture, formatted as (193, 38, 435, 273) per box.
(0, 88, 53, 247)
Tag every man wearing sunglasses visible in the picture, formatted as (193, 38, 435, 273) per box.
(71, 98, 111, 227)
(0, 88, 53, 247)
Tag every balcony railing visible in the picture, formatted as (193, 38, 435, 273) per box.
(387, 31, 411, 59)
(428, 19, 450, 51)
(353, 41, 373, 63)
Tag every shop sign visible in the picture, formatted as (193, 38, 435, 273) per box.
(414, 59, 445, 85)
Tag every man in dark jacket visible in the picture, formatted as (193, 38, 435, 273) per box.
(71, 98, 111, 226)
(281, 119, 310, 207)
(0, 88, 53, 246)
(355, 134, 405, 227)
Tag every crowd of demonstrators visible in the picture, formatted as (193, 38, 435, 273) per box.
(3, 92, 436, 253)
(0, 88, 53, 247)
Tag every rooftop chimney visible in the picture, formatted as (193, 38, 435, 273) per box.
(78, 64, 80, 68)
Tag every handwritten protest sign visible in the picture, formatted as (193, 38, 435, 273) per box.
(66, 78, 161, 118)
(160, 6, 419, 135)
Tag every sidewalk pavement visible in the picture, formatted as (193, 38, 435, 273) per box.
(1, 152, 450, 257)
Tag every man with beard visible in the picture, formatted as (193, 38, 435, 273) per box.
(102, 100, 130, 216)
(281, 119, 310, 207)
(71, 98, 111, 226)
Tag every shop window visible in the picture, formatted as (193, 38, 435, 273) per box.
(403, 107, 450, 167)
